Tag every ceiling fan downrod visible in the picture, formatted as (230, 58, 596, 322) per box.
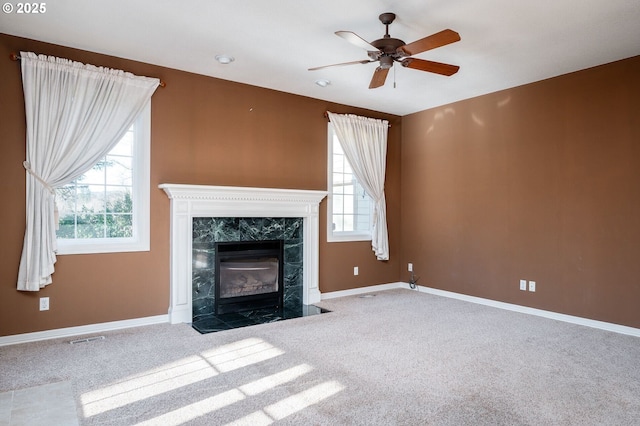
(379, 12, 396, 38)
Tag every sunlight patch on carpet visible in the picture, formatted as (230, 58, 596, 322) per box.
(239, 364, 314, 395)
(132, 364, 316, 425)
(81, 338, 283, 418)
(228, 381, 345, 425)
(200, 337, 285, 373)
(134, 389, 246, 426)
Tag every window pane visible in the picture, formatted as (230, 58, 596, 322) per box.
(357, 196, 370, 210)
(343, 215, 354, 232)
(105, 156, 133, 186)
(54, 103, 150, 254)
(328, 123, 373, 241)
(106, 187, 132, 213)
(332, 215, 344, 232)
(343, 203, 354, 215)
(81, 162, 107, 185)
(343, 181, 354, 195)
(356, 214, 371, 231)
(333, 153, 344, 173)
(55, 122, 134, 241)
(333, 137, 343, 153)
(54, 137, 128, 240)
(343, 160, 353, 174)
(57, 217, 76, 238)
(107, 214, 133, 238)
(56, 185, 76, 218)
(333, 195, 344, 214)
(76, 185, 106, 213)
(77, 214, 106, 238)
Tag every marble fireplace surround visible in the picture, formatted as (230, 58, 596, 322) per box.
(159, 184, 327, 324)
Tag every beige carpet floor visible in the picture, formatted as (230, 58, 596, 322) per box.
(1, 288, 639, 425)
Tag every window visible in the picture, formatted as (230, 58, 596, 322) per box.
(327, 123, 373, 242)
(55, 103, 151, 254)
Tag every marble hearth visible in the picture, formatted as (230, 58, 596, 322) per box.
(160, 184, 327, 324)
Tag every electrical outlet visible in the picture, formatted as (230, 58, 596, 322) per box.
(354, 266, 359, 276)
(519, 279, 527, 291)
(408, 263, 413, 272)
(39, 297, 49, 311)
(529, 281, 536, 292)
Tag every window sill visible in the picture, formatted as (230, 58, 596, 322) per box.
(327, 233, 372, 243)
(56, 238, 149, 255)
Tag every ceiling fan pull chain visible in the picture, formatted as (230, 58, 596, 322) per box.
(394, 64, 397, 89)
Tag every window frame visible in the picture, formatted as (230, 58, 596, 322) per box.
(326, 122, 373, 243)
(55, 103, 151, 255)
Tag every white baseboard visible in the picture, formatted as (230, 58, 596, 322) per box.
(0, 314, 169, 347)
(322, 282, 640, 338)
(397, 282, 640, 338)
(5, 282, 637, 346)
(320, 282, 405, 300)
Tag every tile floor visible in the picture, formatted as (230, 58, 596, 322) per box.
(0, 381, 78, 425)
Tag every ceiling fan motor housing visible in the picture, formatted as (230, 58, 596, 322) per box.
(371, 37, 406, 54)
(369, 37, 407, 65)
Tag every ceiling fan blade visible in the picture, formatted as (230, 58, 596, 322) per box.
(369, 67, 389, 89)
(308, 59, 373, 71)
(402, 58, 460, 76)
(399, 29, 461, 56)
(335, 31, 379, 52)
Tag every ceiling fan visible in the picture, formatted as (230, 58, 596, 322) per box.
(309, 12, 461, 89)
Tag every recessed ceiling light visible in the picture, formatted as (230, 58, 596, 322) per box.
(315, 79, 331, 87)
(215, 55, 234, 64)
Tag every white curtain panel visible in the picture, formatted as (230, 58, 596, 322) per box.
(17, 51, 160, 291)
(327, 112, 390, 260)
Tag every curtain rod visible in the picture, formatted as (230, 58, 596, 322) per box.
(324, 111, 391, 127)
(9, 52, 166, 88)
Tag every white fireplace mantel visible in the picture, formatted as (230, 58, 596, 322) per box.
(159, 184, 327, 324)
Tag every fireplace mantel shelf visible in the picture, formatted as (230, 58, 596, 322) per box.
(160, 184, 327, 204)
(160, 184, 327, 324)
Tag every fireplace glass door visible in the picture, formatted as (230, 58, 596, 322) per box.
(215, 240, 284, 315)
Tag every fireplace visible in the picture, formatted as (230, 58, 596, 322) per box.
(215, 240, 284, 315)
(159, 184, 327, 325)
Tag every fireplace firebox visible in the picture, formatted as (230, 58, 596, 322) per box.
(214, 240, 284, 315)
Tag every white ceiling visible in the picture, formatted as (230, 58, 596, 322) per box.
(1, 0, 639, 116)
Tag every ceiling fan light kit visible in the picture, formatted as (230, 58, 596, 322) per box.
(309, 12, 460, 89)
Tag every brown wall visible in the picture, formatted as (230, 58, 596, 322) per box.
(401, 56, 640, 328)
(2, 31, 638, 336)
(0, 34, 401, 336)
